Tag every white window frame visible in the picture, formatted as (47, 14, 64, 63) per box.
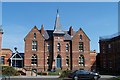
(66, 44, 69, 52)
(32, 41, 37, 51)
(31, 54, 37, 65)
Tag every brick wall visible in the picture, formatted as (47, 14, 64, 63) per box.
(24, 26, 96, 71)
(1, 48, 12, 66)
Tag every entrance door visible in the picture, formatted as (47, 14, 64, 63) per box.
(56, 54, 61, 68)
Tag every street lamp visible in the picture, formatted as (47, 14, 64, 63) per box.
(14, 47, 17, 69)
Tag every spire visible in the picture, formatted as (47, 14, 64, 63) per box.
(53, 9, 64, 34)
(57, 9, 59, 17)
(54, 9, 61, 30)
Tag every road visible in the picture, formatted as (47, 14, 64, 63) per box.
(1, 75, 118, 80)
(99, 75, 117, 80)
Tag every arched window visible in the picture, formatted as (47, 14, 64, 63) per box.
(80, 35, 82, 40)
(34, 33, 36, 39)
(57, 43, 60, 51)
(66, 44, 69, 52)
(31, 54, 37, 65)
(56, 54, 62, 68)
(78, 55, 84, 66)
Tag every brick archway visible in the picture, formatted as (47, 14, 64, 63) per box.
(56, 54, 62, 68)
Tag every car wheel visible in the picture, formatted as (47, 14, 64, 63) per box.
(94, 76, 98, 80)
(74, 76, 78, 80)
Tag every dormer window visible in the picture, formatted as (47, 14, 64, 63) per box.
(80, 35, 82, 40)
(34, 33, 36, 39)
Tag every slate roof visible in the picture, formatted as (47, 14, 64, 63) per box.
(43, 30, 49, 40)
(46, 30, 54, 38)
(100, 32, 120, 41)
(64, 33, 72, 40)
(53, 9, 64, 34)
(41, 29, 76, 41)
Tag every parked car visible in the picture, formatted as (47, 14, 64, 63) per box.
(68, 70, 100, 80)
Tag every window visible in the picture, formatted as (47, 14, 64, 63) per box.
(57, 43, 60, 51)
(66, 44, 69, 52)
(47, 56, 50, 65)
(31, 54, 37, 65)
(1, 56, 4, 64)
(108, 44, 111, 49)
(32, 41, 37, 51)
(103, 62, 106, 68)
(80, 35, 82, 40)
(47, 44, 50, 51)
(66, 56, 69, 66)
(34, 33, 36, 39)
(79, 42, 84, 52)
(78, 55, 84, 66)
(109, 61, 112, 68)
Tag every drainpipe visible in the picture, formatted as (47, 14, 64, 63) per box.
(44, 40, 45, 71)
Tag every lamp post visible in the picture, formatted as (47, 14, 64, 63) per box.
(14, 47, 17, 69)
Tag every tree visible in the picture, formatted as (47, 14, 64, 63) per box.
(2, 66, 19, 76)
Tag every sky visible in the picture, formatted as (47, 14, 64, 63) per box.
(0, 2, 2, 25)
(1, 0, 119, 2)
(2, 2, 118, 53)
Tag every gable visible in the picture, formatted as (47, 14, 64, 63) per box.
(72, 28, 90, 41)
(13, 54, 21, 58)
(24, 26, 44, 41)
(10, 53, 23, 60)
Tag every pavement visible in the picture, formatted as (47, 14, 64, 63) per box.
(0, 75, 119, 80)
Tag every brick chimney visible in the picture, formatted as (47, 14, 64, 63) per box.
(69, 26, 74, 36)
(41, 24, 45, 35)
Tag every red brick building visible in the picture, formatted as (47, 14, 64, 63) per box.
(0, 26, 12, 66)
(99, 33, 120, 74)
(1, 48, 12, 66)
(24, 10, 96, 72)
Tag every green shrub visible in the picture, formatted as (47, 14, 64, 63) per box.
(2, 66, 19, 76)
(37, 71, 59, 75)
(107, 77, 120, 80)
(59, 70, 72, 78)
